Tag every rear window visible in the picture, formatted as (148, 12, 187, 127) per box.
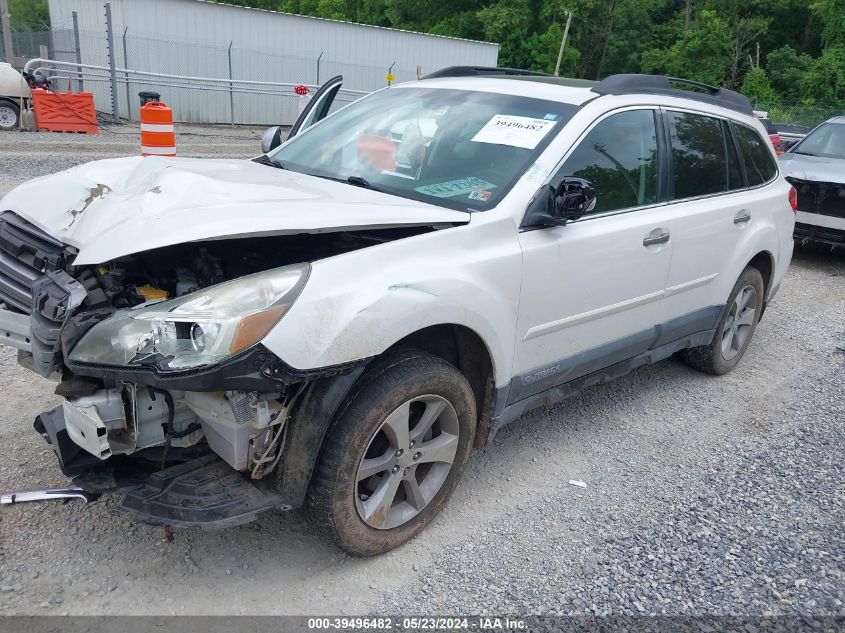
(669, 111, 732, 198)
(734, 124, 777, 186)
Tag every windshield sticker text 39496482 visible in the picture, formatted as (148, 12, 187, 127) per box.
(416, 177, 497, 199)
(471, 114, 557, 149)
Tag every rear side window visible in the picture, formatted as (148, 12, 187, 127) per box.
(734, 124, 777, 186)
(668, 111, 732, 198)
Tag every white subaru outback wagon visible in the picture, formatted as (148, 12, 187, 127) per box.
(0, 69, 795, 555)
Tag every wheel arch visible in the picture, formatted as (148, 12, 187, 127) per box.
(745, 249, 776, 321)
(384, 323, 497, 448)
(274, 322, 497, 508)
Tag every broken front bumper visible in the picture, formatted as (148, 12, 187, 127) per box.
(32, 405, 289, 528)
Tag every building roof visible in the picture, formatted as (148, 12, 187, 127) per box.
(193, 0, 500, 48)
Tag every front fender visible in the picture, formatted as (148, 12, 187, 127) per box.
(262, 217, 522, 388)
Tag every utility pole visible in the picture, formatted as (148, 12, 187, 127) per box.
(553, 11, 573, 77)
(0, 0, 15, 67)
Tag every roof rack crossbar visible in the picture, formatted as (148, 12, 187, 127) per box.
(422, 66, 549, 79)
(590, 74, 753, 115)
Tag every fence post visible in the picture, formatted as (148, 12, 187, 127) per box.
(72, 11, 84, 91)
(122, 27, 131, 120)
(104, 2, 119, 122)
(228, 41, 234, 126)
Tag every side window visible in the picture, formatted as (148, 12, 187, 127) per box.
(668, 111, 731, 198)
(552, 109, 659, 215)
(734, 124, 777, 186)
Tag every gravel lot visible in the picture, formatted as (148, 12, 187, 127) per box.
(0, 127, 843, 618)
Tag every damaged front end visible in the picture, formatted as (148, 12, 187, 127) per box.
(0, 212, 313, 524)
(0, 155, 468, 527)
(0, 209, 408, 526)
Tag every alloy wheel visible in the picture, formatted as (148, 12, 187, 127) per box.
(721, 284, 757, 361)
(355, 394, 460, 530)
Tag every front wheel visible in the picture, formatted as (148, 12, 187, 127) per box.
(305, 350, 476, 556)
(681, 266, 765, 375)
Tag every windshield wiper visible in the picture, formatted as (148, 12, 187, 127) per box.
(346, 175, 384, 192)
(792, 151, 818, 157)
(253, 154, 286, 169)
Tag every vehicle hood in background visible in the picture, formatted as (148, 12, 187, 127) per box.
(779, 153, 845, 184)
(0, 156, 469, 265)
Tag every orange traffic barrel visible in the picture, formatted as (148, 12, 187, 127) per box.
(140, 101, 176, 157)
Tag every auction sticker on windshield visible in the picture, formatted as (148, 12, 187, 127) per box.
(416, 177, 496, 198)
(471, 114, 557, 149)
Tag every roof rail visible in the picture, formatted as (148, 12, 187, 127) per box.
(591, 74, 753, 115)
(423, 66, 549, 79)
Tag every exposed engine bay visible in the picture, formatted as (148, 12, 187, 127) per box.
(0, 210, 428, 488)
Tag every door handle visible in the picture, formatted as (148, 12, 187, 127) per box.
(734, 210, 752, 224)
(643, 231, 670, 247)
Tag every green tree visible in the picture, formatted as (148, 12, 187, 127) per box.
(741, 67, 776, 106)
(812, 0, 845, 49)
(641, 10, 732, 86)
(8, 0, 49, 30)
(765, 46, 813, 100)
(800, 46, 845, 103)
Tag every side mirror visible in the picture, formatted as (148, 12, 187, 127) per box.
(552, 177, 596, 223)
(261, 126, 284, 154)
(523, 177, 596, 229)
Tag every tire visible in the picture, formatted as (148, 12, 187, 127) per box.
(682, 266, 765, 375)
(0, 101, 19, 131)
(305, 349, 476, 556)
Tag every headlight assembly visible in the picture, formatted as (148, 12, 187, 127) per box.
(68, 263, 309, 370)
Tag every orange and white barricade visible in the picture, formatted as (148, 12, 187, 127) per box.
(140, 101, 176, 157)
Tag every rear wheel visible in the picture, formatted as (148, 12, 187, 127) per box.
(682, 266, 765, 375)
(0, 101, 19, 131)
(305, 350, 476, 556)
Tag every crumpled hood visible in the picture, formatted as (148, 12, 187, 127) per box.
(779, 152, 845, 184)
(0, 156, 469, 265)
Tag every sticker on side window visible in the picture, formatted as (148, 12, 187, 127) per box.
(416, 177, 496, 198)
(471, 114, 557, 149)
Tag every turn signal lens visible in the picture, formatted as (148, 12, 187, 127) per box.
(788, 186, 798, 213)
(229, 306, 287, 355)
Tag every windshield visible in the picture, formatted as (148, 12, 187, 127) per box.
(791, 122, 845, 159)
(269, 86, 578, 211)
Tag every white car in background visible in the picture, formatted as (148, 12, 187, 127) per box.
(0, 69, 794, 555)
(779, 116, 845, 246)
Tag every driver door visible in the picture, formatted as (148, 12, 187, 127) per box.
(511, 108, 675, 404)
(287, 75, 344, 140)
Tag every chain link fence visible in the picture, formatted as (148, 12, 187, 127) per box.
(754, 102, 845, 128)
(0, 25, 52, 63)
(32, 25, 374, 125)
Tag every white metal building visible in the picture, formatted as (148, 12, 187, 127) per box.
(46, 0, 499, 125)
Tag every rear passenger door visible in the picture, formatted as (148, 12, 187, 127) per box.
(659, 109, 755, 335)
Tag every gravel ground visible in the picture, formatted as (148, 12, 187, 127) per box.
(0, 129, 843, 618)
